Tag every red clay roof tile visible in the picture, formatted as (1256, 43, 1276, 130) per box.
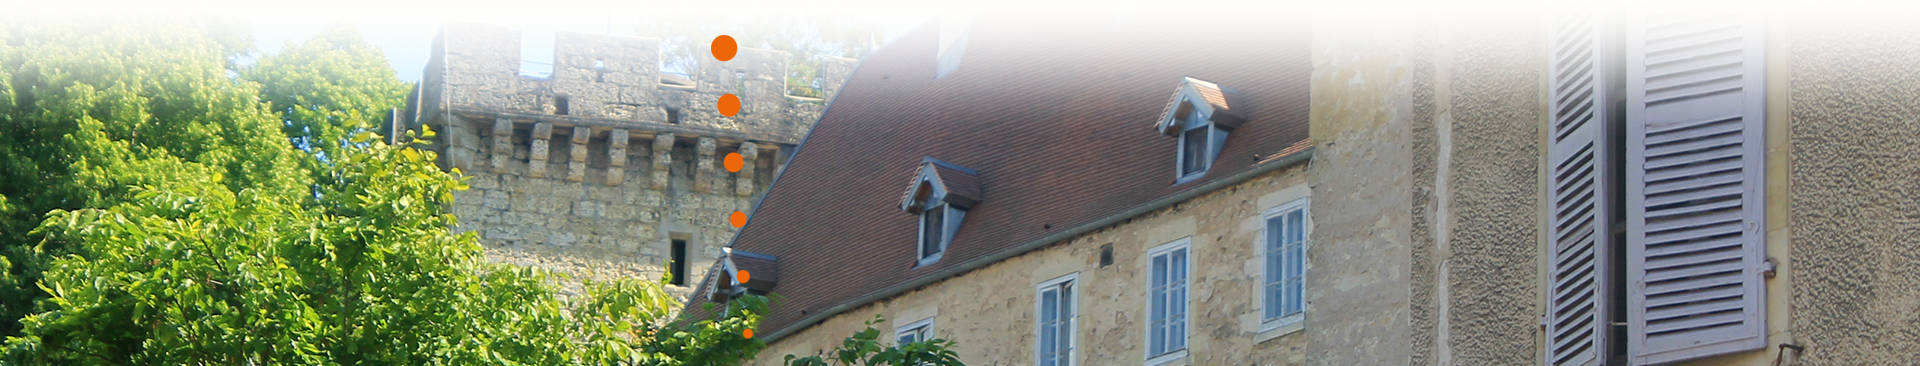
(712, 11, 1312, 339)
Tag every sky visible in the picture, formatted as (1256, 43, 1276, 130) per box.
(24, 0, 952, 82)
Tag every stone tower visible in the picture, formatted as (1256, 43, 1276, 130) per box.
(396, 22, 857, 298)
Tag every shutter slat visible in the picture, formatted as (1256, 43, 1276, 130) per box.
(1635, 212, 1743, 244)
(1644, 259, 1744, 283)
(1644, 243, 1743, 269)
(1648, 297, 1744, 322)
(1643, 235, 1742, 257)
(1645, 309, 1744, 335)
(1624, 6, 1767, 365)
(1645, 170, 1742, 196)
(1645, 271, 1743, 296)
(1546, 7, 1616, 366)
(1642, 183, 1742, 210)
(1644, 283, 1743, 308)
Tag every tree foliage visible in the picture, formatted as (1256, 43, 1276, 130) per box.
(241, 25, 411, 162)
(0, 18, 767, 365)
(0, 16, 305, 339)
(0, 15, 961, 366)
(783, 316, 964, 366)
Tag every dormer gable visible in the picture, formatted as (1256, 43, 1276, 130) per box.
(1154, 77, 1248, 135)
(703, 248, 780, 303)
(898, 157, 982, 213)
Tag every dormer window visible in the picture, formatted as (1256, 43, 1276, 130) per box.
(1155, 77, 1247, 183)
(899, 157, 981, 267)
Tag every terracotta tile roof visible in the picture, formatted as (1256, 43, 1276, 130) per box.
(1153, 77, 1249, 134)
(898, 157, 984, 211)
(713, 11, 1312, 340)
(731, 251, 779, 294)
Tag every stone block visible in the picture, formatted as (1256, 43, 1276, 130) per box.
(573, 201, 605, 217)
(548, 232, 576, 247)
(489, 118, 514, 174)
(568, 126, 590, 182)
(607, 129, 628, 186)
(529, 122, 552, 177)
(482, 190, 509, 209)
(552, 182, 586, 200)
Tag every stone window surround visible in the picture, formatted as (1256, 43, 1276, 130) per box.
(894, 316, 936, 345)
(1257, 196, 1311, 341)
(912, 174, 967, 268)
(1173, 101, 1225, 185)
(1145, 238, 1192, 366)
(1035, 272, 1079, 366)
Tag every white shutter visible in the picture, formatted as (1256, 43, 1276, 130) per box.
(1547, 7, 1617, 366)
(1623, 7, 1767, 365)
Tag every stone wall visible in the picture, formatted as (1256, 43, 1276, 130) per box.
(405, 22, 856, 297)
(754, 166, 1313, 366)
(1305, 11, 1420, 366)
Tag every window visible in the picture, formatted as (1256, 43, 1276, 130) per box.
(917, 188, 967, 266)
(896, 317, 935, 345)
(554, 95, 570, 115)
(1145, 239, 1189, 364)
(1155, 78, 1244, 183)
(1179, 122, 1210, 177)
(1262, 199, 1308, 330)
(921, 201, 946, 260)
(1036, 274, 1077, 366)
(669, 239, 687, 286)
(1543, 10, 1769, 365)
(899, 157, 979, 267)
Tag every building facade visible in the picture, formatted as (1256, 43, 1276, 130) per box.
(703, 6, 1920, 366)
(400, 22, 856, 297)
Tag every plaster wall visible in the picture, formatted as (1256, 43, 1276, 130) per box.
(1305, 11, 1419, 366)
(1778, 13, 1920, 365)
(1423, 16, 1548, 366)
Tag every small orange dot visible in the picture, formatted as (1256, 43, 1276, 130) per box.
(730, 211, 747, 228)
(743, 328, 754, 338)
(712, 35, 737, 61)
(718, 94, 741, 117)
(724, 152, 743, 172)
(737, 270, 751, 283)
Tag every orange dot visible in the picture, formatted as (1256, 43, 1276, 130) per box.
(730, 211, 747, 228)
(712, 35, 737, 61)
(743, 328, 754, 339)
(737, 270, 751, 283)
(724, 152, 743, 173)
(718, 94, 741, 117)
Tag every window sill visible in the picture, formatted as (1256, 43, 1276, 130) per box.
(1145, 350, 1188, 366)
(1256, 317, 1304, 344)
(1174, 172, 1206, 186)
(915, 253, 943, 268)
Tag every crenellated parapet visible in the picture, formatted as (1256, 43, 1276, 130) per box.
(399, 21, 850, 300)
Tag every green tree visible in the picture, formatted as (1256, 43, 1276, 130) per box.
(5, 130, 764, 364)
(782, 316, 964, 366)
(637, 9, 883, 98)
(0, 17, 764, 365)
(0, 15, 961, 366)
(241, 25, 410, 162)
(0, 16, 305, 339)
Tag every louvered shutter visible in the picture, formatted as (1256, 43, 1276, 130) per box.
(1547, 7, 1618, 366)
(1623, 8, 1768, 365)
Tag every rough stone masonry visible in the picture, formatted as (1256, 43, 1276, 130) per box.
(396, 22, 857, 299)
